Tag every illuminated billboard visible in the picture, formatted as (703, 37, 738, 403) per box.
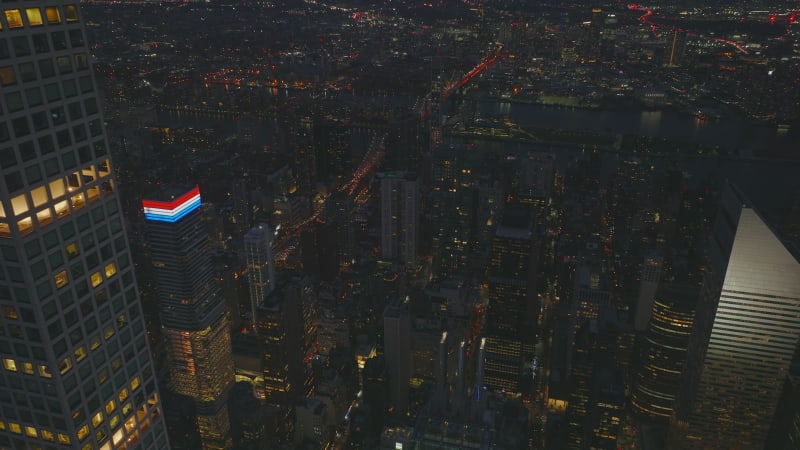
(142, 185, 201, 223)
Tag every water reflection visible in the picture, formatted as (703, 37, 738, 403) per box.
(639, 111, 661, 136)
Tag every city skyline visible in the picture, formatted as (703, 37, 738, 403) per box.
(3, 0, 800, 449)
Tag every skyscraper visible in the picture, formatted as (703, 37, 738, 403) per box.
(379, 171, 419, 264)
(143, 185, 235, 449)
(483, 203, 538, 395)
(671, 183, 800, 449)
(244, 223, 275, 327)
(632, 283, 697, 422)
(383, 301, 411, 417)
(255, 273, 316, 442)
(0, 2, 169, 449)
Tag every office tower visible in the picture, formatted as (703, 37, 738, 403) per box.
(671, 183, 800, 449)
(314, 117, 352, 184)
(143, 185, 235, 449)
(430, 143, 476, 278)
(379, 171, 419, 264)
(0, 2, 169, 449)
(517, 151, 555, 205)
(583, 7, 603, 61)
(327, 191, 355, 269)
(300, 218, 338, 282)
(633, 252, 663, 331)
(290, 116, 316, 199)
(383, 302, 411, 417)
(631, 283, 697, 422)
(243, 224, 275, 327)
(255, 273, 315, 441)
(483, 203, 538, 395)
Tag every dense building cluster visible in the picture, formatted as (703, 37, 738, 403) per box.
(2, 0, 800, 450)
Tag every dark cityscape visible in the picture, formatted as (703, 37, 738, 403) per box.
(1, 0, 800, 449)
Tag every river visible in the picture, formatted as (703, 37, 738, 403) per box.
(477, 100, 788, 155)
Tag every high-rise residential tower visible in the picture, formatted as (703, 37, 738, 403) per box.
(143, 185, 235, 449)
(671, 183, 800, 449)
(0, 2, 169, 449)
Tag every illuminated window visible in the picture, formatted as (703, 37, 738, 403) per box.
(130, 376, 140, 391)
(90, 272, 103, 287)
(58, 357, 72, 374)
(104, 263, 117, 278)
(31, 186, 48, 207)
(58, 433, 71, 445)
(55, 270, 69, 288)
(22, 361, 34, 375)
(25, 8, 43, 26)
(25, 425, 37, 438)
(11, 194, 28, 216)
(90, 335, 102, 350)
(109, 414, 119, 430)
(50, 178, 67, 199)
(77, 424, 89, 441)
(38, 364, 52, 378)
(64, 5, 78, 22)
(87, 186, 100, 202)
(9, 422, 21, 434)
(117, 314, 127, 328)
(121, 402, 132, 417)
(147, 393, 159, 407)
(5, 10, 23, 28)
(45, 6, 60, 23)
(2, 306, 17, 319)
(3, 358, 17, 372)
(71, 192, 86, 210)
(92, 411, 104, 428)
(112, 428, 124, 445)
(41, 429, 54, 441)
(74, 346, 86, 362)
(82, 442, 93, 450)
(105, 400, 116, 415)
(124, 416, 136, 433)
(104, 326, 115, 340)
(66, 242, 79, 258)
(118, 388, 129, 403)
(95, 427, 107, 443)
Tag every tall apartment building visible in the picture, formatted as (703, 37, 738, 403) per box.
(243, 224, 275, 327)
(671, 182, 800, 449)
(0, 2, 169, 449)
(379, 171, 419, 265)
(143, 185, 234, 449)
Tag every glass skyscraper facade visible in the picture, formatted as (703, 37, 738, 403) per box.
(244, 224, 275, 327)
(672, 183, 800, 449)
(143, 185, 234, 449)
(0, 1, 168, 448)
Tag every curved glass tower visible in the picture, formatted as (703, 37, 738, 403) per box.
(631, 283, 697, 422)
